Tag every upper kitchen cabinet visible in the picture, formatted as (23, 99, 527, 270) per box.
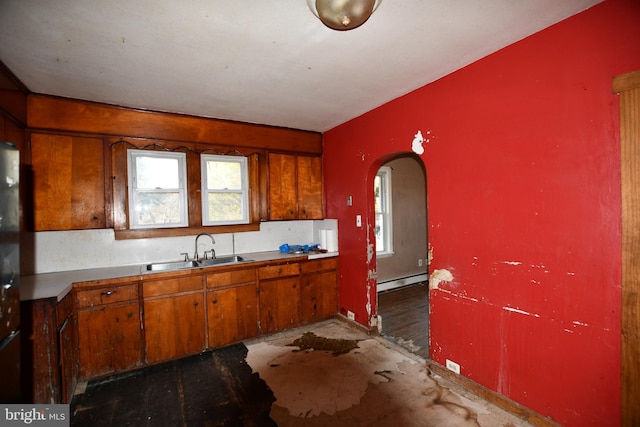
(30, 133, 106, 231)
(268, 153, 323, 220)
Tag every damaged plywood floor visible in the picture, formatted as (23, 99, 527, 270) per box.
(71, 319, 532, 426)
(246, 319, 531, 427)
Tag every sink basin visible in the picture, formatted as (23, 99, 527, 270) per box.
(146, 260, 200, 271)
(146, 256, 249, 272)
(198, 255, 246, 267)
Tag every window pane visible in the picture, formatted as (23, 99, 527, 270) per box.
(374, 175, 382, 212)
(135, 192, 182, 225)
(136, 156, 180, 189)
(206, 160, 241, 190)
(375, 212, 385, 251)
(207, 192, 243, 221)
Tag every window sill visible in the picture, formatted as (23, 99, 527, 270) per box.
(114, 223, 260, 240)
(376, 251, 395, 259)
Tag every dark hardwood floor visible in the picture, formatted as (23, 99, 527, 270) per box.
(71, 344, 276, 427)
(377, 283, 429, 359)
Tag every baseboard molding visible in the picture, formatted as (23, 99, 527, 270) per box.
(334, 313, 379, 336)
(426, 360, 562, 427)
(377, 273, 428, 292)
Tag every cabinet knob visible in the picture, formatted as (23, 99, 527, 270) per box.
(193, 301, 199, 307)
(100, 290, 115, 296)
(212, 298, 218, 304)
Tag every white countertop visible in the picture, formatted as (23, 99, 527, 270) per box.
(20, 250, 338, 302)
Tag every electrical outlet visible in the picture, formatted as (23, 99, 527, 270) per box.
(356, 215, 362, 227)
(347, 310, 355, 321)
(446, 359, 461, 374)
(418, 259, 423, 267)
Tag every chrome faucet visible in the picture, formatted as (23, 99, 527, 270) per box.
(194, 233, 216, 261)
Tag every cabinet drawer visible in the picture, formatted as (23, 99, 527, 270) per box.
(301, 258, 337, 274)
(258, 263, 300, 280)
(207, 269, 256, 289)
(76, 284, 139, 308)
(143, 276, 203, 298)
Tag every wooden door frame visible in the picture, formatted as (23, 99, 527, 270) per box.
(613, 69, 640, 427)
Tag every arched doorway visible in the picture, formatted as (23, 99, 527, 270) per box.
(372, 153, 429, 359)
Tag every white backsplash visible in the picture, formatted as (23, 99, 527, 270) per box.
(22, 219, 338, 274)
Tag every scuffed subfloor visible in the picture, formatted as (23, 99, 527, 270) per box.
(71, 319, 532, 426)
(246, 320, 531, 427)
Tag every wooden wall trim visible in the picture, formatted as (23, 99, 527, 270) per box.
(0, 60, 29, 126)
(616, 69, 640, 427)
(426, 361, 562, 427)
(613, 69, 640, 94)
(26, 94, 322, 154)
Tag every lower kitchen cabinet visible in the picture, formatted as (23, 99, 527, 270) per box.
(259, 277, 301, 334)
(207, 285, 258, 348)
(143, 276, 206, 364)
(76, 283, 143, 379)
(258, 263, 301, 334)
(206, 268, 258, 348)
(301, 258, 338, 324)
(144, 293, 206, 364)
(59, 256, 338, 385)
(20, 294, 78, 404)
(57, 295, 78, 403)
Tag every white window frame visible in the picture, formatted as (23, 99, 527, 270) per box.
(127, 149, 188, 229)
(200, 154, 250, 226)
(375, 166, 394, 256)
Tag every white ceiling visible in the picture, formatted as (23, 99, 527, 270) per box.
(0, 0, 601, 133)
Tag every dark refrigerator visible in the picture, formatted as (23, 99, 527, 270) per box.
(0, 141, 20, 403)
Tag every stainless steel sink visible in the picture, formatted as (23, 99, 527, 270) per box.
(145, 256, 249, 272)
(146, 260, 200, 271)
(198, 255, 246, 267)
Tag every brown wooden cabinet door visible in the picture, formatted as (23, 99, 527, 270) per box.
(58, 315, 77, 403)
(207, 284, 258, 348)
(268, 153, 298, 220)
(31, 133, 105, 230)
(144, 293, 205, 364)
(302, 270, 338, 323)
(297, 155, 323, 219)
(259, 277, 301, 334)
(77, 302, 142, 379)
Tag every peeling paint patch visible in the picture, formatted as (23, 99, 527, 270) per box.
(411, 130, 427, 155)
(501, 261, 522, 266)
(530, 279, 540, 285)
(367, 243, 375, 263)
(572, 321, 589, 327)
(502, 306, 540, 318)
(567, 272, 575, 276)
(429, 269, 453, 289)
(530, 264, 549, 273)
(437, 288, 478, 302)
(564, 329, 574, 334)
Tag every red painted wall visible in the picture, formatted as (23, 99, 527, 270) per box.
(323, 1, 640, 425)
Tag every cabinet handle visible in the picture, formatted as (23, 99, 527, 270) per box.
(193, 301, 199, 307)
(101, 290, 116, 296)
(212, 298, 218, 304)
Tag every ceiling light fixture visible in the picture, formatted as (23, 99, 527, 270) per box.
(307, 0, 383, 31)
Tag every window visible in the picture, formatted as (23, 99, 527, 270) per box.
(127, 150, 188, 229)
(201, 154, 249, 226)
(374, 166, 393, 255)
